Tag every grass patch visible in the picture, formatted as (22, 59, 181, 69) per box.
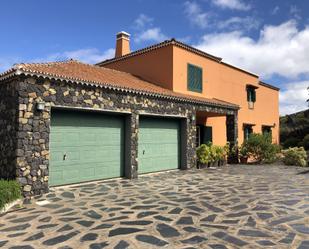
(0, 180, 22, 210)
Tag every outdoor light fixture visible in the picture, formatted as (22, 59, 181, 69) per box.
(36, 101, 45, 111)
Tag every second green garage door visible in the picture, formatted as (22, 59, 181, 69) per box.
(50, 110, 124, 186)
(138, 117, 180, 174)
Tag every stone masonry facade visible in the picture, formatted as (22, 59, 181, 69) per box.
(0, 75, 237, 197)
(0, 80, 19, 179)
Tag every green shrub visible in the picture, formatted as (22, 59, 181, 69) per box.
(196, 144, 212, 164)
(239, 142, 249, 158)
(303, 134, 309, 150)
(197, 143, 227, 165)
(282, 147, 308, 167)
(214, 145, 225, 161)
(245, 133, 280, 163)
(283, 137, 301, 149)
(0, 180, 22, 210)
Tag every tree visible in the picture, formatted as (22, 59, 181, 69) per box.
(307, 86, 309, 106)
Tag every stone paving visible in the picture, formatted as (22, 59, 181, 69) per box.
(0, 165, 309, 249)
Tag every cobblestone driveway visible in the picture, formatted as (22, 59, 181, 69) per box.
(0, 165, 309, 249)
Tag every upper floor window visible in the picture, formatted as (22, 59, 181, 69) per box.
(188, 64, 202, 93)
(246, 85, 256, 109)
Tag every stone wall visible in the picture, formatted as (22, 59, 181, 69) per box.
(0, 80, 18, 179)
(4, 75, 237, 197)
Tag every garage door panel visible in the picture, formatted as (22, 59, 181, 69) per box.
(50, 110, 124, 186)
(138, 117, 180, 174)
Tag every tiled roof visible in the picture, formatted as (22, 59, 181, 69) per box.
(97, 39, 223, 65)
(0, 60, 239, 109)
(97, 38, 259, 78)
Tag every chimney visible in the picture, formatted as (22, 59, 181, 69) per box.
(115, 31, 131, 57)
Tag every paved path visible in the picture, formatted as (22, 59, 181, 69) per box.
(0, 165, 309, 249)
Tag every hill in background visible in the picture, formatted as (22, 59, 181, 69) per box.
(280, 109, 309, 149)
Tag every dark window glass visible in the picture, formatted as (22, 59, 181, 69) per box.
(244, 125, 253, 141)
(247, 87, 256, 102)
(262, 126, 272, 138)
(188, 64, 202, 93)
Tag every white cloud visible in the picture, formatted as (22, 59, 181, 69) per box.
(271, 6, 279, 15)
(0, 48, 115, 73)
(290, 5, 301, 20)
(0, 54, 27, 72)
(133, 14, 153, 29)
(45, 48, 115, 64)
(184, 1, 209, 29)
(212, 0, 251, 11)
(195, 20, 309, 78)
(134, 28, 168, 43)
(217, 16, 260, 31)
(279, 81, 308, 115)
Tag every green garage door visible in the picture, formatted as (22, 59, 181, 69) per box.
(138, 117, 180, 174)
(50, 110, 124, 186)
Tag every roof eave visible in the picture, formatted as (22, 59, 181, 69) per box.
(1, 69, 239, 110)
(97, 39, 223, 66)
(259, 81, 280, 91)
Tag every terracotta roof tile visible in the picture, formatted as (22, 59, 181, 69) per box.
(0, 60, 238, 109)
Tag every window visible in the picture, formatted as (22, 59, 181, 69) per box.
(243, 124, 253, 141)
(262, 125, 272, 138)
(246, 86, 256, 109)
(196, 125, 212, 146)
(188, 64, 202, 93)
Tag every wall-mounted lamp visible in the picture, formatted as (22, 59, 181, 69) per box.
(36, 101, 45, 111)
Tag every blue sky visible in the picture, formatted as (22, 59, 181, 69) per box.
(0, 0, 308, 115)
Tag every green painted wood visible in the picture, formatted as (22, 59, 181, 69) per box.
(138, 117, 180, 174)
(188, 63, 203, 93)
(203, 126, 213, 144)
(50, 110, 124, 186)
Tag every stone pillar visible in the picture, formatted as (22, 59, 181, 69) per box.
(184, 112, 197, 169)
(226, 112, 238, 164)
(226, 112, 238, 146)
(16, 80, 50, 197)
(125, 112, 138, 179)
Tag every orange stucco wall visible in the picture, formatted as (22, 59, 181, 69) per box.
(103, 45, 173, 90)
(172, 46, 279, 145)
(102, 44, 279, 145)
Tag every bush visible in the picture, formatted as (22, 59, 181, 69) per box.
(283, 137, 301, 149)
(196, 144, 212, 164)
(0, 180, 22, 210)
(244, 133, 280, 163)
(197, 143, 228, 166)
(282, 147, 308, 167)
(303, 134, 309, 150)
(213, 145, 225, 161)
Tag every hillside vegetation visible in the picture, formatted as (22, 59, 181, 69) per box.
(280, 109, 309, 149)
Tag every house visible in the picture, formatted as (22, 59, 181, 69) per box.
(0, 32, 279, 197)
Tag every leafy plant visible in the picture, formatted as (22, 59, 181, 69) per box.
(196, 144, 212, 164)
(213, 145, 225, 161)
(227, 143, 239, 164)
(197, 143, 229, 167)
(244, 133, 280, 163)
(303, 134, 309, 150)
(0, 180, 22, 210)
(282, 147, 308, 167)
(283, 137, 301, 149)
(239, 142, 249, 158)
(223, 142, 230, 158)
